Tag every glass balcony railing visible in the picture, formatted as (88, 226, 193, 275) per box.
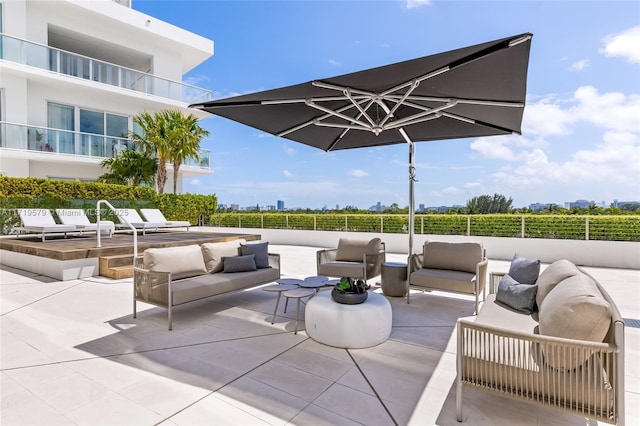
(0, 122, 211, 169)
(0, 34, 213, 103)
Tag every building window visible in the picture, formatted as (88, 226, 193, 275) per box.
(47, 103, 75, 153)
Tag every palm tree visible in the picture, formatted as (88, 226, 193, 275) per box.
(98, 149, 157, 187)
(130, 110, 209, 194)
(164, 110, 210, 194)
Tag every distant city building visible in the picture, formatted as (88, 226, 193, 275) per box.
(277, 200, 285, 210)
(567, 199, 595, 209)
(418, 203, 425, 211)
(529, 202, 551, 211)
(230, 204, 240, 211)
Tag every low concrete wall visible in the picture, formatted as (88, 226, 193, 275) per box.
(0, 249, 99, 280)
(200, 227, 640, 269)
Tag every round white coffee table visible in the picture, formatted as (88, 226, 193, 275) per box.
(305, 291, 392, 348)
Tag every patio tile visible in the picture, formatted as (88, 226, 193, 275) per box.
(26, 371, 112, 414)
(273, 346, 353, 382)
(65, 393, 164, 426)
(165, 391, 271, 425)
(248, 360, 334, 402)
(289, 403, 362, 425)
(313, 382, 396, 425)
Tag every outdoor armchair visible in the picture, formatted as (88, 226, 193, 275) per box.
(409, 240, 487, 313)
(316, 237, 386, 282)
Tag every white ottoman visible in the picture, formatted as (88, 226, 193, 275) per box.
(305, 291, 392, 348)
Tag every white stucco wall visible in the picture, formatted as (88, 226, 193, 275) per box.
(201, 227, 640, 270)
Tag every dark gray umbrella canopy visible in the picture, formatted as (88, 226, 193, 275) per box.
(191, 33, 532, 151)
(191, 33, 532, 259)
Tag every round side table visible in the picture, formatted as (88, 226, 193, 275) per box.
(381, 262, 407, 297)
(305, 291, 392, 348)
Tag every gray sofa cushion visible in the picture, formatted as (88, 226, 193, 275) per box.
(171, 267, 280, 306)
(223, 254, 257, 273)
(410, 268, 476, 294)
(421, 241, 482, 274)
(240, 242, 269, 268)
(317, 261, 367, 279)
(508, 253, 540, 284)
(201, 239, 246, 273)
(495, 274, 538, 314)
(144, 244, 207, 280)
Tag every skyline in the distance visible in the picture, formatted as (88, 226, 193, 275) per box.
(135, 1, 640, 210)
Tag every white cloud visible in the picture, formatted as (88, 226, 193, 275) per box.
(405, 0, 431, 9)
(189, 178, 201, 186)
(464, 182, 482, 190)
(600, 26, 640, 64)
(283, 145, 295, 156)
(570, 59, 589, 71)
(349, 169, 368, 177)
(470, 136, 516, 160)
(328, 59, 340, 66)
(381, 43, 390, 48)
(441, 186, 460, 195)
(283, 170, 293, 177)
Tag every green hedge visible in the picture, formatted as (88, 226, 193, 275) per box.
(0, 177, 217, 234)
(210, 212, 640, 242)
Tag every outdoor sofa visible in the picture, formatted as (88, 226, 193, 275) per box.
(408, 240, 488, 313)
(134, 239, 280, 330)
(456, 259, 624, 425)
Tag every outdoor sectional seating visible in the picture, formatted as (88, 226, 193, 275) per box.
(133, 239, 280, 330)
(456, 259, 625, 425)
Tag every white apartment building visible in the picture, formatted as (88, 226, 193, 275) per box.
(0, 0, 214, 193)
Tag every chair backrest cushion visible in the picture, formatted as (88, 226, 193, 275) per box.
(201, 239, 247, 273)
(144, 244, 207, 280)
(115, 209, 145, 224)
(56, 209, 91, 226)
(140, 208, 167, 223)
(335, 238, 383, 262)
(18, 209, 57, 226)
(421, 241, 482, 274)
(535, 259, 580, 308)
(538, 272, 612, 370)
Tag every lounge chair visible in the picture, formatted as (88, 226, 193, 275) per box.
(55, 209, 115, 237)
(316, 237, 386, 283)
(140, 208, 190, 230)
(113, 208, 168, 235)
(15, 209, 77, 242)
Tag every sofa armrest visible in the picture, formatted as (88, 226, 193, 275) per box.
(363, 245, 386, 280)
(317, 248, 338, 266)
(456, 317, 622, 423)
(133, 264, 171, 309)
(476, 257, 489, 295)
(409, 253, 423, 273)
(268, 253, 281, 271)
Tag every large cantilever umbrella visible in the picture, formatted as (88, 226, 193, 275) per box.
(190, 32, 533, 256)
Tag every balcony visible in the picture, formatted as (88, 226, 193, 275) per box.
(0, 33, 212, 104)
(0, 121, 211, 169)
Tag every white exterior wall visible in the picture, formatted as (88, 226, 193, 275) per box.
(0, 0, 214, 188)
(201, 227, 640, 270)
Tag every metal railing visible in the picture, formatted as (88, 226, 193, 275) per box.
(0, 121, 211, 168)
(0, 33, 212, 103)
(209, 213, 640, 242)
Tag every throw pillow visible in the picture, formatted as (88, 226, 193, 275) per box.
(240, 242, 270, 268)
(508, 253, 540, 284)
(222, 254, 257, 273)
(495, 274, 538, 314)
(144, 244, 207, 280)
(201, 239, 246, 273)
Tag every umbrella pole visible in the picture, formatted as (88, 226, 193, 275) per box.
(407, 141, 415, 303)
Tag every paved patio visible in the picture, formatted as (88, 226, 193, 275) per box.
(1, 245, 638, 425)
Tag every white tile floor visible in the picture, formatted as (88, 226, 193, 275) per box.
(1, 245, 639, 425)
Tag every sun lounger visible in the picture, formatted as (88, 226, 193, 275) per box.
(15, 209, 77, 242)
(55, 209, 115, 237)
(140, 209, 190, 231)
(113, 208, 168, 235)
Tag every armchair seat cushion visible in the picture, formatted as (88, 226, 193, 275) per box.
(317, 261, 368, 279)
(410, 268, 476, 294)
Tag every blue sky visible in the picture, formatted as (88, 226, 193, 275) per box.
(135, 0, 640, 210)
